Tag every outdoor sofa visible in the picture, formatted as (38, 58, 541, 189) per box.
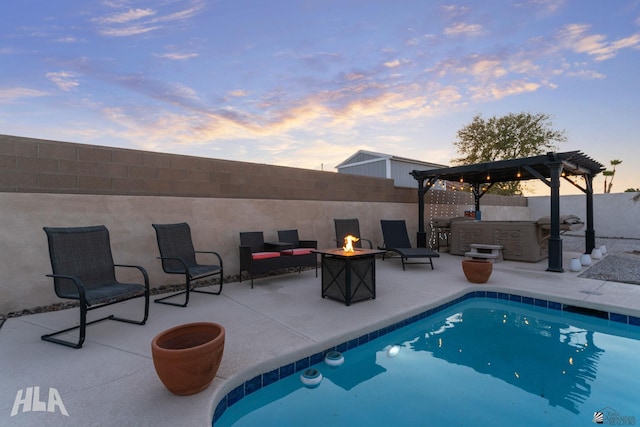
(239, 230, 317, 288)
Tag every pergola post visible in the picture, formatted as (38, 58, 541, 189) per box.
(416, 177, 427, 248)
(547, 161, 563, 272)
(473, 183, 481, 212)
(585, 175, 596, 253)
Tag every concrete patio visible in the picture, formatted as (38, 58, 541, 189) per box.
(2, 244, 640, 427)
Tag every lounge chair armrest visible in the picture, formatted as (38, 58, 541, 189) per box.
(194, 250, 224, 267)
(45, 273, 87, 302)
(239, 245, 254, 265)
(156, 255, 189, 270)
(113, 264, 150, 289)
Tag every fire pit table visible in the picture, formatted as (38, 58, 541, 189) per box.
(313, 248, 386, 306)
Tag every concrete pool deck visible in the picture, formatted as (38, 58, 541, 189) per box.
(2, 246, 640, 427)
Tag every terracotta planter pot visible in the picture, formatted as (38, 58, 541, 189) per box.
(461, 259, 493, 284)
(151, 322, 225, 396)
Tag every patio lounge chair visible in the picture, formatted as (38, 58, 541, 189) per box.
(334, 218, 373, 249)
(152, 223, 223, 307)
(42, 225, 150, 349)
(379, 220, 440, 270)
(277, 229, 318, 275)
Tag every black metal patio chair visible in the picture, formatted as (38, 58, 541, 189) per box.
(42, 225, 150, 349)
(379, 220, 440, 270)
(334, 218, 373, 249)
(152, 223, 223, 307)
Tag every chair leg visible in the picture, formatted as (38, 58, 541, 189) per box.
(154, 273, 191, 307)
(41, 293, 148, 349)
(192, 271, 223, 295)
(41, 301, 87, 349)
(113, 288, 150, 324)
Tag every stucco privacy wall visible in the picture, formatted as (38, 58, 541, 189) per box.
(0, 134, 528, 314)
(0, 192, 530, 314)
(527, 193, 640, 239)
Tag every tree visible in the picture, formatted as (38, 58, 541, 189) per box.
(626, 188, 640, 203)
(602, 159, 622, 193)
(452, 112, 567, 195)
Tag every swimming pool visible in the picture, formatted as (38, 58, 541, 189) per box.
(214, 295, 640, 426)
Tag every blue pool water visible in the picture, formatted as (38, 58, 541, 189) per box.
(215, 298, 640, 426)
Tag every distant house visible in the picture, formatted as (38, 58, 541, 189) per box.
(336, 150, 448, 188)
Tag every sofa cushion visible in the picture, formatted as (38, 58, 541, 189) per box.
(281, 248, 313, 256)
(252, 252, 281, 260)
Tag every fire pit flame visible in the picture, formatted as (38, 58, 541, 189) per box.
(343, 235, 359, 253)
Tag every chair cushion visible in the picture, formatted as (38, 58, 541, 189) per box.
(252, 252, 281, 260)
(281, 248, 313, 256)
(394, 248, 440, 258)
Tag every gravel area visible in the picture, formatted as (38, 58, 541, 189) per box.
(578, 253, 640, 285)
(561, 233, 640, 255)
(562, 234, 640, 285)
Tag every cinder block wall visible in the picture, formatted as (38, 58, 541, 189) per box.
(0, 134, 528, 206)
(0, 134, 415, 202)
(0, 134, 528, 314)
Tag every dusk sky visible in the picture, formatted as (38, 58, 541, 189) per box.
(1, 0, 639, 195)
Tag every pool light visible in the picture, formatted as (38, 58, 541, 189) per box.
(324, 351, 344, 368)
(300, 368, 323, 388)
(386, 344, 401, 357)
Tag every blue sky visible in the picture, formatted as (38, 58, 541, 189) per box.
(1, 0, 639, 195)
